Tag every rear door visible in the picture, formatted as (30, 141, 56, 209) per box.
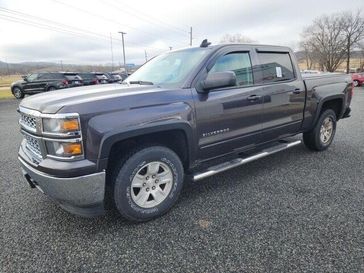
(193, 47, 265, 160)
(255, 51, 305, 142)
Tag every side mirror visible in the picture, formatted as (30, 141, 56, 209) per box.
(22, 75, 28, 81)
(201, 71, 236, 92)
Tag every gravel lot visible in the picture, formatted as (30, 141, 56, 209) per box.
(1, 89, 364, 273)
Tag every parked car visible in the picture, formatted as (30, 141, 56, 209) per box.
(17, 42, 352, 221)
(77, 72, 99, 85)
(112, 72, 128, 81)
(93, 72, 109, 84)
(11, 72, 69, 99)
(103, 72, 119, 83)
(351, 73, 364, 87)
(63, 72, 83, 87)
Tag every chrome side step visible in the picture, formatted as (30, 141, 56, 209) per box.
(193, 140, 301, 181)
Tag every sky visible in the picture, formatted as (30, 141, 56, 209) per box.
(0, 0, 363, 65)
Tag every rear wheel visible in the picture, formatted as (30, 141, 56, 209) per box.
(12, 87, 24, 99)
(47, 86, 56, 91)
(303, 109, 337, 151)
(112, 146, 184, 222)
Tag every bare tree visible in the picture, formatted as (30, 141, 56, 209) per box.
(301, 13, 347, 72)
(342, 10, 364, 73)
(220, 33, 256, 44)
(299, 40, 318, 70)
(300, 10, 364, 72)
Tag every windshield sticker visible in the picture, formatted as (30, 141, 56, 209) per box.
(276, 67, 282, 78)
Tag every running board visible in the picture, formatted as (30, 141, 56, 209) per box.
(193, 140, 301, 181)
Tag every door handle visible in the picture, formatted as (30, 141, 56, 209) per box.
(247, 95, 262, 101)
(292, 88, 302, 94)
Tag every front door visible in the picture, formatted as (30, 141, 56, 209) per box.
(193, 49, 265, 161)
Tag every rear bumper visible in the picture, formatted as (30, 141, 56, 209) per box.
(19, 156, 106, 217)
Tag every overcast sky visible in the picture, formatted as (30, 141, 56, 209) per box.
(0, 0, 363, 65)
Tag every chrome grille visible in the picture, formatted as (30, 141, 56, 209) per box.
(20, 113, 37, 131)
(24, 133, 42, 157)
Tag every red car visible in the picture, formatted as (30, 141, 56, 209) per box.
(351, 73, 364, 87)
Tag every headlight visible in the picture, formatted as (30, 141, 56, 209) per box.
(45, 140, 83, 158)
(42, 117, 80, 134)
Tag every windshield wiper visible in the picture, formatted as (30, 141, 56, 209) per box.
(129, 80, 154, 85)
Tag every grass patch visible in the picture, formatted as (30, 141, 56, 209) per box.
(0, 75, 21, 88)
(0, 75, 19, 100)
(0, 87, 13, 100)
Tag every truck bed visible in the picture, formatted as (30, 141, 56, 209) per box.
(302, 73, 352, 91)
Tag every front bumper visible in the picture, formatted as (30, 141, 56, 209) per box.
(19, 156, 106, 217)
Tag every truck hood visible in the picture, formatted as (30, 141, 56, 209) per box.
(19, 84, 168, 114)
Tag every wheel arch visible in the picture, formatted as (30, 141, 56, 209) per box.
(99, 122, 195, 172)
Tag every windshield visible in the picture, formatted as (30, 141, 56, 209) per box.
(126, 48, 211, 87)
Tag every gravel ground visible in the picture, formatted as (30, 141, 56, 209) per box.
(1, 90, 364, 273)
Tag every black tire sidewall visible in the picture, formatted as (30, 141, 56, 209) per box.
(113, 146, 184, 221)
(314, 109, 337, 150)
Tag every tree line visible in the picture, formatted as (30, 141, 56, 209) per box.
(220, 10, 364, 73)
(300, 10, 364, 73)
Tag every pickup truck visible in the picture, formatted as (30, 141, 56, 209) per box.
(17, 42, 353, 221)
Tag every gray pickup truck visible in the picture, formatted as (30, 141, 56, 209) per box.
(17, 42, 352, 221)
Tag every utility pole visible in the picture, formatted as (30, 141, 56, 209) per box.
(189, 26, 192, 46)
(110, 33, 114, 71)
(118, 31, 127, 74)
(60, 60, 63, 70)
(144, 50, 148, 63)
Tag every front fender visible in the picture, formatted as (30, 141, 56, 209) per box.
(84, 102, 196, 169)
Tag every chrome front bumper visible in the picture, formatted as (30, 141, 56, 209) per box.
(19, 156, 106, 217)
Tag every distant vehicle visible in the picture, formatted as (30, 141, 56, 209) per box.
(18, 43, 352, 221)
(63, 72, 83, 87)
(77, 72, 99, 85)
(112, 72, 128, 81)
(11, 72, 69, 99)
(93, 72, 109, 84)
(351, 73, 364, 87)
(104, 72, 119, 83)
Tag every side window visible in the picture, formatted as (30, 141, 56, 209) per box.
(257, 52, 295, 83)
(209, 52, 253, 86)
(38, 73, 50, 80)
(26, 74, 38, 82)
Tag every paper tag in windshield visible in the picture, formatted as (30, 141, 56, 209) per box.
(276, 67, 282, 78)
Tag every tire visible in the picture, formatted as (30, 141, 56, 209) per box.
(303, 109, 337, 151)
(112, 146, 184, 222)
(353, 80, 359, 87)
(47, 86, 56, 91)
(12, 87, 24, 99)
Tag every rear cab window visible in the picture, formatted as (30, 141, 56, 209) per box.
(256, 52, 295, 84)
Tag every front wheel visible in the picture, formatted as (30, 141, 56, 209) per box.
(12, 87, 24, 99)
(112, 146, 184, 222)
(303, 109, 337, 151)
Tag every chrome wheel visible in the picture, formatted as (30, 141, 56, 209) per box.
(320, 117, 334, 144)
(131, 161, 173, 208)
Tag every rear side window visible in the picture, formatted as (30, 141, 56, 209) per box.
(209, 52, 253, 86)
(257, 52, 295, 83)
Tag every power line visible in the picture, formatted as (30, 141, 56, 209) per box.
(108, 0, 188, 34)
(50, 0, 184, 43)
(0, 7, 169, 51)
